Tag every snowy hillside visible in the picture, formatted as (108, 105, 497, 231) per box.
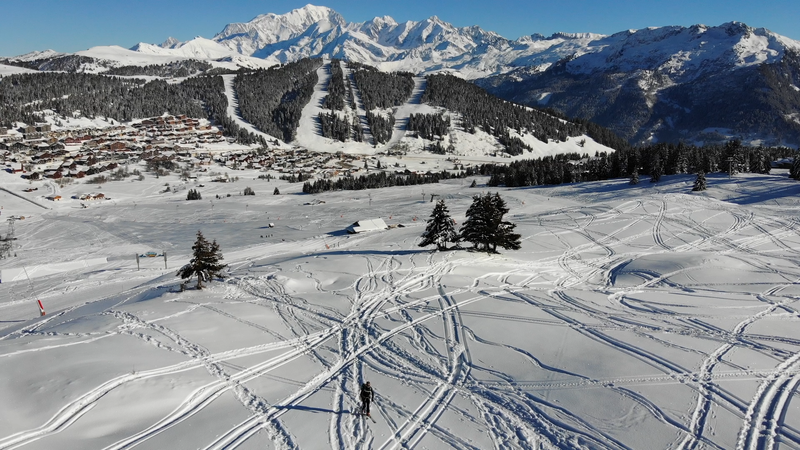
(1, 165, 800, 449)
(6, 5, 800, 146)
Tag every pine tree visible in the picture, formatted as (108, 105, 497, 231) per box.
(460, 193, 521, 253)
(470, 179, 477, 188)
(487, 193, 521, 252)
(650, 158, 662, 183)
(791, 157, 800, 180)
(177, 231, 227, 290)
(629, 170, 639, 185)
(273, 187, 280, 195)
(419, 199, 460, 251)
(692, 172, 707, 191)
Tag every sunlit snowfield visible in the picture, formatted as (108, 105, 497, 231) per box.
(1, 170, 800, 450)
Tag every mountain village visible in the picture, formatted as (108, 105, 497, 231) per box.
(0, 115, 388, 192)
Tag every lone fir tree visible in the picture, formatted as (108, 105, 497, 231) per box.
(629, 170, 639, 185)
(692, 172, 707, 191)
(460, 193, 521, 253)
(177, 231, 227, 290)
(419, 199, 460, 251)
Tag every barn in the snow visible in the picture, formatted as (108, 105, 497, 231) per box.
(346, 218, 388, 234)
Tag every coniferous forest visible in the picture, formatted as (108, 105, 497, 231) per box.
(322, 59, 346, 111)
(317, 112, 350, 142)
(1, 72, 208, 126)
(422, 74, 586, 155)
(301, 169, 470, 194)
(349, 62, 414, 144)
(481, 140, 791, 188)
(234, 58, 322, 142)
(407, 113, 450, 140)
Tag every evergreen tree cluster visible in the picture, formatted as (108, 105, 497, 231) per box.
(459, 193, 521, 253)
(322, 59, 346, 111)
(186, 189, 202, 200)
(407, 113, 450, 140)
(367, 112, 394, 144)
(348, 62, 414, 110)
(318, 112, 350, 142)
(481, 141, 791, 188)
(234, 58, 322, 142)
(0, 72, 212, 126)
(301, 169, 469, 194)
(105, 60, 213, 77)
(427, 140, 455, 155)
(422, 74, 584, 151)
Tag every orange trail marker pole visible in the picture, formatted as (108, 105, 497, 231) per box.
(37, 300, 46, 316)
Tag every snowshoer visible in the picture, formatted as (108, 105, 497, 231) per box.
(359, 381, 374, 415)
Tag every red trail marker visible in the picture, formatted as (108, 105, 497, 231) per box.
(37, 300, 46, 316)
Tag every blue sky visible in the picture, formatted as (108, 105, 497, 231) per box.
(2, 0, 799, 57)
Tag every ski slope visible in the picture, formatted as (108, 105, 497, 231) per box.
(1, 169, 800, 449)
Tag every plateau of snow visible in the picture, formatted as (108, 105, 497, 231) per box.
(1, 164, 799, 449)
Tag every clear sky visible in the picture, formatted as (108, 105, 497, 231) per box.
(2, 0, 799, 57)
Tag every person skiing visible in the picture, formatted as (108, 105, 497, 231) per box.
(359, 381, 374, 415)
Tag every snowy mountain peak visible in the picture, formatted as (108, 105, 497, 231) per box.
(213, 4, 345, 55)
(8, 49, 64, 61)
(160, 37, 182, 49)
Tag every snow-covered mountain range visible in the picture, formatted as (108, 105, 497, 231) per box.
(4, 4, 800, 145)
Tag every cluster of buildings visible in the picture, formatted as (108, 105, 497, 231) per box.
(0, 115, 226, 180)
(1, 115, 388, 183)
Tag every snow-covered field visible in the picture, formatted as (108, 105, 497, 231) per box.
(1, 168, 800, 449)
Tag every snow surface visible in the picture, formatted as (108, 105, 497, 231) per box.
(1, 166, 800, 449)
(0, 64, 38, 76)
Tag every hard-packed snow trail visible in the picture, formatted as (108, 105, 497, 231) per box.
(382, 77, 427, 151)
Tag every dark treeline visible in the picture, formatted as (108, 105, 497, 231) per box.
(318, 112, 350, 142)
(234, 58, 322, 142)
(322, 59, 346, 111)
(349, 62, 413, 145)
(407, 113, 450, 140)
(105, 60, 213, 77)
(423, 74, 586, 155)
(302, 169, 471, 194)
(481, 140, 792, 187)
(0, 55, 104, 72)
(181, 75, 264, 145)
(348, 62, 414, 110)
(0, 72, 262, 144)
(0, 72, 207, 125)
(367, 112, 394, 144)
